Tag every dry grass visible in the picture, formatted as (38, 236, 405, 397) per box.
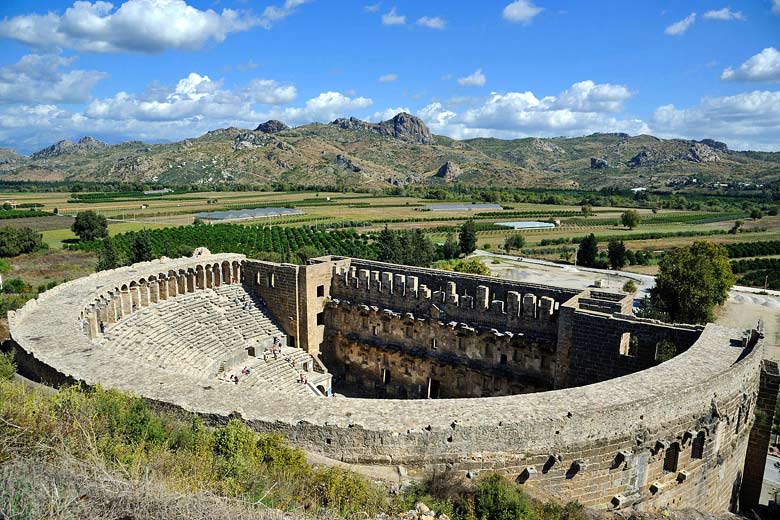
(0, 456, 325, 520)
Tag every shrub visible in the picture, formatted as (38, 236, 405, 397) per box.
(475, 474, 535, 520)
(622, 280, 637, 293)
(0, 350, 15, 380)
(2, 278, 32, 294)
(655, 339, 677, 362)
(0, 227, 44, 257)
(621, 210, 640, 229)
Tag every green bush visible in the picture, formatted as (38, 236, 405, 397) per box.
(475, 474, 535, 520)
(655, 340, 677, 362)
(2, 278, 32, 294)
(622, 280, 637, 293)
(0, 350, 15, 380)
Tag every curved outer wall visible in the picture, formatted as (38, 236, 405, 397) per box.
(7, 254, 772, 512)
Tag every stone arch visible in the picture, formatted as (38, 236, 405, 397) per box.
(317, 384, 327, 395)
(231, 261, 241, 283)
(158, 274, 169, 300)
(138, 278, 150, 307)
(205, 264, 214, 289)
(119, 284, 131, 317)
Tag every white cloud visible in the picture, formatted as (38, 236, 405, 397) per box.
(378, 73, 398, 83)
(416, 16, 446, 29)
(0, 0, 302, 54)
(721, 47, 780, 82)
(665, 12, 696, 35)
(0, 54, 106, 104)
(458, 69, 487, 87)
(84, 72, 296, 122)
(702, 7, 745, 21)
(651, 90, 780, 151)
(236, 60, 259, 72)
(415, 80, 646, 141)
(502, 1, 543, 24)
(274, 91, 373, 125)
(381, 7, 405, 26)
(261, 0, 308, 27)
(773, 0, 780, 15)
(364, 3, 381, 13)
(371, 106, 411, 122)
(554, 80, 633, 112)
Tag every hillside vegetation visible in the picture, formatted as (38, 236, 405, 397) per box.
(2, 113, 778, 191)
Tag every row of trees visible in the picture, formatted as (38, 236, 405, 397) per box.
(0, 227, 45, 257)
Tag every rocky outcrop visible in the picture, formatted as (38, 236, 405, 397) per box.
(234, 132, 274, 150)
(628, 141, 721, 168)
(0, 147, 22, 165)
(687, 142, 720, 163)
(698, 139, 728, 152)
(590, 157, 610, 169)
(331, 112, 434, 145)
(435, 161, 462, 181)
(335, 154, 361, 172)
(532, 138, 565, 154)
(31, 136, 107, 160)
(377, 112, 434, 144)
(255, 120, 289, 134)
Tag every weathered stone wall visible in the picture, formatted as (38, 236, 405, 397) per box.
(323, 301, 554, 398)
(562, 309, 703, 388)
(242, 260, 300, 345)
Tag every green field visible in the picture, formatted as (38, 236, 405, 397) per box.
(2, 189, 779, 290)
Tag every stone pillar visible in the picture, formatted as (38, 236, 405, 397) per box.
(168, 275, 178, 297)
(149, 281, 159, 303)
(740, 360, 780, 509)
(539, 296, 555, 318)
(393, 273, 406, 296)
(445, 282, 458, 305)
(130, 285, 141, 311)
(87, 305, 99, 338)
(205, 265, 213, 289)
(234, 263, 241, 283)
(213, 265, 221, 287)
(139, 283, 150, 307)
(120, 288, 131, 317)
(370, 271, 381, 292)
(106, 297, 117, 324)
(507, 291, 521, 316)
(418, 284, 431, 300)
(523, 294, 537, 318)
(97, 301, 109, 326)
(476, 285, 490, 310)
(187, 271, 196, 293)
(406, 276, 418, 296)
(196, 269, 205, 290)
(358, 269, 370, 289)
(158, 278, 168, 300)
(178, 272, 186, 294)
(381, 272, 393, 295)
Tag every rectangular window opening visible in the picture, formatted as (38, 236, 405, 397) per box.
(316, 312, 324, 326)
(267, 272, 275, 288)
(316, 284, 325, 297)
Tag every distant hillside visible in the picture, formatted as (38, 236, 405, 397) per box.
(1, 113, 778, 190)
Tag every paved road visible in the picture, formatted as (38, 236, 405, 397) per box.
(472, 249, 780, 301)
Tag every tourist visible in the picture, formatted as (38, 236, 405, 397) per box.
(99, 322, 105, 333)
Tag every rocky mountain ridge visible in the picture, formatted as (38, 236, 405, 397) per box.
(3, 113, 778, 189)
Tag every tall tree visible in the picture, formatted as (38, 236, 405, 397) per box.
(71, 211, 108, 241)
(459, 220, 477, 255)
(576, 234, 598, 267)
(621, 210, 641, 229)
(607, 239, 627, 269)
(652, 241, 735, 324)
(130, 230, 154, 264)
(96, 237, 121, 271)
(442, 232, 460, 259)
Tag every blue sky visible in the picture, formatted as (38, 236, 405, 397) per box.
(0, 0, 779, 153)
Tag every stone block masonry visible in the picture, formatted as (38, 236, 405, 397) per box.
(7, 252, 775, 513)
